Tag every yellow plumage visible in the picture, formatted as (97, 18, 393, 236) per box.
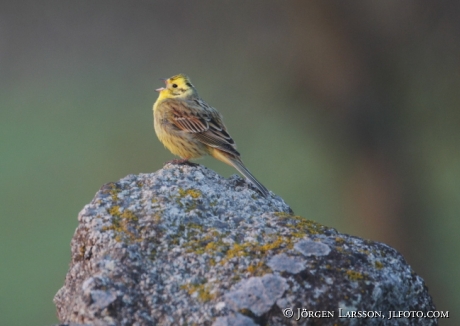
(153, 74, 269, 197)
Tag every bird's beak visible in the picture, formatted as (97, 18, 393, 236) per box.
(156, 78, 167, 91)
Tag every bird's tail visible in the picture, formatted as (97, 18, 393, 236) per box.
(211, 149, 270, 197)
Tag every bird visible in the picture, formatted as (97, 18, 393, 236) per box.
(153, 74, 269, 197)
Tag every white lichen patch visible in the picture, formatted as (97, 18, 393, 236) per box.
(294, 239, 331, 257)
(267, 253, 306, 273)
(224, 274, 288, 316)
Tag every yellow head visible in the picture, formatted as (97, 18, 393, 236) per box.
(155, 74, 197, 100)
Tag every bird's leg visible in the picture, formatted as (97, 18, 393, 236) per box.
(164, 158, 199, 167)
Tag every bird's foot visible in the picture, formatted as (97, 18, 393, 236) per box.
(164, 159, 199, 167)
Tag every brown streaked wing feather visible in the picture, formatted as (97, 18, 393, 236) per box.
(195, 132, 240, 156)
(204, 109, 235, 144)
(195, 115, 239, 156)
(166, 100, 209, 133)
(165, 98, 240, 156)
(173, 114, 207, 133)
(209, 124, 234, 145)
(195, 103, 239, 156)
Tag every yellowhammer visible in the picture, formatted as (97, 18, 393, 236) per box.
(153, 74, 269, 197)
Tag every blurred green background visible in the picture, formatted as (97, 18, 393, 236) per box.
(1, 1, 458, 325)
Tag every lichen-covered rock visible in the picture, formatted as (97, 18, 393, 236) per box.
(54, 164, 437, 326)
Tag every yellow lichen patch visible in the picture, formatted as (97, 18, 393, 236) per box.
(291, 232, 306, 238)
(374, 261, 384, 269)
(183, 240, 205, 254)
(258, 236, 286, 253)
(276, 213, 329, 236)
(358, 249, 370, 255)
(107, 206, 138, 221)
(207, 229, 221, 238)
(152, 213, 162, 224)
(182, 230, 227, 255)
(274, 212, 295, 218)
(231, 274, 241, 282)
(108, 206, 121, 217)
(110, 185, 121, 202)
(239, 308, 253, 317)
(120, 209, 138, 221)
(187, 223, 203, 231)
(225, 243, 249, 260)
(102, 206, 140, 242)
(178, 188, 202, 199)
(180, 283, 216, 302)
(101, 219, 138, 242)
(247, 261, 271, 276)
(100, 182, 123, 203)
(291, 216, 329, 235)
(345, 270, 366, 281)
(247, 263, 257, 275)
(79, 245, 86, 257)
(198, 285, 217, 302)
(205, 241, 219, 252)
(220, 236, 293, 265)
(176, 188, 202, 212)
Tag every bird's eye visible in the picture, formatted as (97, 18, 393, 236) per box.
(172, 84, 178, 88)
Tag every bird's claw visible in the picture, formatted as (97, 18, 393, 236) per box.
(164, 159, 199, 167)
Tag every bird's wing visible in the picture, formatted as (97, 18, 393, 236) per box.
(167, 100, 209, 133)
(165, 98, 240, 156)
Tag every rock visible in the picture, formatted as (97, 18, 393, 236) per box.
(54, 164, 437, 325)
